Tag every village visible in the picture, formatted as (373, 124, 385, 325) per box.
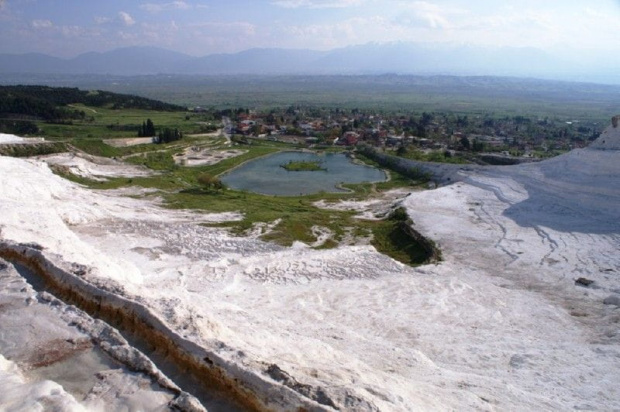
(204, 105, 603, 163)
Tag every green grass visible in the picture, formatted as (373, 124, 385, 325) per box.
(362, 208, 432, 265)
(169, 188, 350, 243)
(169, 186, 431, 265)
(398, 148, 470, 164)
(0, 142, 67, 157)
(353, 153, 427, 191)
(126, 150, 178, 171)
(36, 105, 213, 140)
(71, 139, 123, 157)
(192, 146, 278, 177)
(49, 164, 132, 189)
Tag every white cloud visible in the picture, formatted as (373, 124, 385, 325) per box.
(393, 1, 470, 29)
(189, 21, 257, 36)
(277, 16, 395, 49)
(94, 16, 112, 25)
(118, 11, 136, 26)
(31, 19, 53, 29)
(410, 1, 453, 28)
(2, 0, 618, 60)
(271, 0, 363, 9)
(140, 1, 192, 13)
(59, 25, 90, 38)
(135, 20, 258, 54)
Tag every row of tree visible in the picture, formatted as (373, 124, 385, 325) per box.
(137, 119, 156, 137)
(138, 118, 184, 144)
(0, 119, 39, 135)
(155, 127, 183, 144)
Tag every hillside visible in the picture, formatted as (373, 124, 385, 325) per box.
(0, 117, 619, 410)
(0, 85, 184, 116)
(0, 85, 186, 135)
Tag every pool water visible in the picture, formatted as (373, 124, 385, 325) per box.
(221, 151, 387, 196)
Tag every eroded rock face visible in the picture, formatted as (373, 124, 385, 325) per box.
(0, 257, 178, 411)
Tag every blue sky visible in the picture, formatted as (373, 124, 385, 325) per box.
(0, 0, 618, 58)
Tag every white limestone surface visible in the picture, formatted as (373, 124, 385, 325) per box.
(0, 132, 45, 144)
(40, 152, 153, 181)
(0, 121, 619, 410)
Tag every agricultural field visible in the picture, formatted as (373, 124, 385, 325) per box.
(6, 74, 616, 121)
(31, 105, 215, 140)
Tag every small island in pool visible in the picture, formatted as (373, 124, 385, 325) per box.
(280, 160, 326, 172)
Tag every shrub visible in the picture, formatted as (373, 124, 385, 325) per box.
(197, 173, 224, 191)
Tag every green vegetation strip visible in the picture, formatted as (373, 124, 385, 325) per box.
(0, 142, 67, 157)
(280, 160, 326, 172)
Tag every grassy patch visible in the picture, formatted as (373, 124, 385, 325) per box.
(353, 152, 429, 190)
(164, 178, 436, 266)
(36, 105, 204, 140)
(125, 150, 178, 171)
(169, 189, 352, 246)
(71, 139, 123, 157)
(398, 148, 469, 164)
(49, 164, 134, 189)
(362, 208, 433, 265)
(280, 160, 326, 172)
(0, 142, 67, 157)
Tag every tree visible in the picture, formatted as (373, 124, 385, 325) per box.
(472, 139, 485, 152)
(155, 128, 183, 144)
(138, 118, 156, 137)
(146, 119, 155, 136)
(460, 136, 471, 150)
(416, 124, 426, 138)
(251, 124, 262, 136)
(456, 115, 469, 127)
(421, 112, 433, 126)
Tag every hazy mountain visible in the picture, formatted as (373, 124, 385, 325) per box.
(0, 43, 616, 83)
(313, 43, 555, 75)
(69, 47, 192, 75)
(0, 52, 67, 73)
(0, 46, 192, 75)
(181, 48, 328, 75)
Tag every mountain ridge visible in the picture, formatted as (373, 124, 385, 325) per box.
(0, 43, 617, 84)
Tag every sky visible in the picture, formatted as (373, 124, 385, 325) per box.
(0, 0, 619, 58)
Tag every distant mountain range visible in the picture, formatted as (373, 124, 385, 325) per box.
(1, 43, 618, 84)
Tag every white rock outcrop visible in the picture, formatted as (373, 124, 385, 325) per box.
(588, 114, 620, 150)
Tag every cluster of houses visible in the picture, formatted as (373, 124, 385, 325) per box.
(217, 107, 601, 157)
